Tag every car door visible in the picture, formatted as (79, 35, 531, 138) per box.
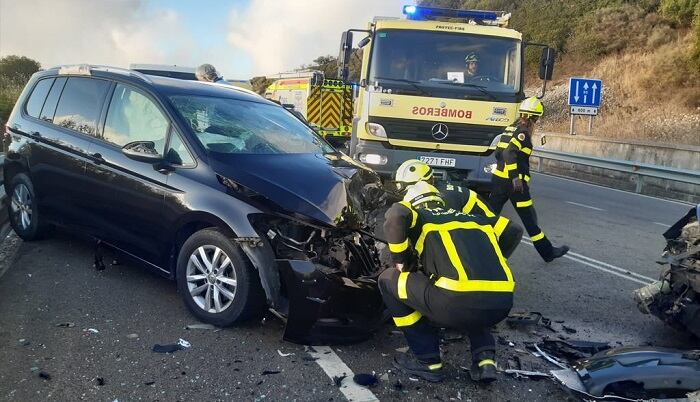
(83, 82, 176, 269)
(22, 76, 110, 229)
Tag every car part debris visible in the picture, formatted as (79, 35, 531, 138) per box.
(95, 377, 105, 386)
(635, 207, 700, 338)
(532, 343, 567, 369)
(38, 371, 51, 381)
(86, 328, 99, 334)
(185, 323, 216, 330)
(152, 338, 191, 353)
(262, 370, 281, 375)
(353, 373, 378, 387)
(539, 339, 611, 363)
(333, 374, 347, 387)
(504, 369, 550, 379)
(507, 312, 542, 328)
(277, 350, 294, 357)
(55, 322, 75, 328)
(553, 347, 700, 400)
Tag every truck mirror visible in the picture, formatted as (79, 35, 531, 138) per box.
(358, 36, 370, 48)
(539, 47, 556, 81)
(337, 31, 353, 80)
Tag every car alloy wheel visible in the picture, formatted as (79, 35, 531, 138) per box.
(10, 183, 33, 231)
(186, 245, 237, 313)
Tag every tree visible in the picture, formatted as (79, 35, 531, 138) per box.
(0, 55, 41, 84)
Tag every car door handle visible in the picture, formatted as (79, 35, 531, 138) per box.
(90, 153, 105, 165)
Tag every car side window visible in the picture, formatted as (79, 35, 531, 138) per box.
(166, 130, 195, 166)
(25, 78, 55, 118)
(103, 84, 169, 154)
(40, 77, 67, 122)
(53, 77, 110, 136)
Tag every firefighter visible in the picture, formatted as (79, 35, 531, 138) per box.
(489, 97, 569, 262)
(464, 52, 479, 79)
(195, 63, 228, 84)
(380, 181, 514, 383)
(394, 159, 523, 258)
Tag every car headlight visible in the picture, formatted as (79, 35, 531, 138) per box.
(359, 153, 388, 165)
(365, 122, 387, 138)
(483, 163, 497, 174)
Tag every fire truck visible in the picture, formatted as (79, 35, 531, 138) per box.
(265, 72, 354, 148)
(337, 5, 555, 190)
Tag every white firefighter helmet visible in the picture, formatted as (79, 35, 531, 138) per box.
(403, 181, 444, 208)
(395, 159, 433, 188)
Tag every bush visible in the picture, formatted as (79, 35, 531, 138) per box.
(691, 1, 700, 70)
(659, 0, 699, 26)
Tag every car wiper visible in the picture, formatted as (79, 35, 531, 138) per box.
(372, 76, 431, 96)
(430, 79, 498, 102)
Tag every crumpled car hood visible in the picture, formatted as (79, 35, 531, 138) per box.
(208, 152, 382, 228)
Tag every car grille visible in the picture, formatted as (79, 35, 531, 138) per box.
(369, 117, 503, 146)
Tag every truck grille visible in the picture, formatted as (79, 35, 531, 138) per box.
(370, 117, 504, 146)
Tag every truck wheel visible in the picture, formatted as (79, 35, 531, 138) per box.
(7, 173, 50, 241)
(176, 228, 265, 326)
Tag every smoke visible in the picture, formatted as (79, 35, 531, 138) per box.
(226, 0, 405, 76)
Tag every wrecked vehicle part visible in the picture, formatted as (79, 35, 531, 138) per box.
(539, 339, 611, 363)
(634, 208, 700, 338)
(556, 347, 700, 400)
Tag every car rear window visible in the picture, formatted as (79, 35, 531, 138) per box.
(169, 95, 333, 155)
(25, 78, 55, 118)
(40, 77, 67, 122)
(53, 77, 110, 136)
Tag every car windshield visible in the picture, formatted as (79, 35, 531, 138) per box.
(169, 95, 334, 155)
(368, 29, 521, 96)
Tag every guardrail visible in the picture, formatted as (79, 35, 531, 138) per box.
(532, 148, 700, 194)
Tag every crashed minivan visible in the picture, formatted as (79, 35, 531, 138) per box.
(3, 65, 386, 344)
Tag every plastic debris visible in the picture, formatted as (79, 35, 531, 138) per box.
(277, 350, 294, 357)
(87, 328, 99, 334)
(262, 370, 281, 375)
(95, 377, 105, 386)
(152, 338, 191, 353)
(504, 369, 550, 379)
(185, 323, 216, 330)
(532, 343, 567, 369)
(333, 374, 347, 387)
(55, 322, 75, 328)
(126, 333, 139, 339)
(562, 325, 577, 334)
(353, 373, 378, 387)
(539, 339, 610, 363)
(38, 371, 51, 380)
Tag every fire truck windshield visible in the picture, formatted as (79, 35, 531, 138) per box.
(368, 29, 521, 100)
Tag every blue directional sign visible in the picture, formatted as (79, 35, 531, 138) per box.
(568, 77, 602, 107)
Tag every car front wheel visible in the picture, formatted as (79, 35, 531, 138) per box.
(176, 228, 265, 326)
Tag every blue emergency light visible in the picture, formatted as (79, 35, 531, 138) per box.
(402, 5, 499, 22)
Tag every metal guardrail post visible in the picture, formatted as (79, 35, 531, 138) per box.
(635, 175, 644, 194)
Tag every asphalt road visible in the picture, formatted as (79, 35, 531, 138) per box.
(0, 173, 696, 402)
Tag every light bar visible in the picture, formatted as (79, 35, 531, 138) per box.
(402, 5, 499, 21)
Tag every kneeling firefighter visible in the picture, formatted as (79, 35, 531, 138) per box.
(379, 181, 515, 383)
(489, 97, 569, 262)
(394, 159, 523, 258)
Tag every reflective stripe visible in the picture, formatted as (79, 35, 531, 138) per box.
(521, 147, 532, 155)
(434, 277, 514, 292)
(510, 138, 522, 149)
(393, 310, 422, 327)
(493, 216, 509, 237)
(428, 363, 443, 370)
(439, 231, 468, 282)
(496, 141, 509, 149)
(478, 359, 496, 368)
(398, 272, 410, 299)
(399, 201, 418, 228)
(492, 168, 509, 178)
(524, 175, 531, 182)
(462, 191, 478, 214)
(505, 163, 517, 171)
(475, 198, 496, 218)
(531, 231, 545, 242)
(515, 199, 533, 208)
(389, 239, 409, 253)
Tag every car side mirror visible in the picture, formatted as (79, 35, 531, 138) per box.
(122, 141, 163, 163)
(539, 47, 556, 81)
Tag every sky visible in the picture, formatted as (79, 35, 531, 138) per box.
(0, 0, 406, 79)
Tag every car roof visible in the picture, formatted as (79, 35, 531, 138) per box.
(39, 65, 269, 105)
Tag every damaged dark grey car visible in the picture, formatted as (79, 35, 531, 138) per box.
(3, 66, 386, 344)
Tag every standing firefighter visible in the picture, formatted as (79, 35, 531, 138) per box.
(489, 97, 569, 262)
(394, 159, 523, 258)
(380, 181, 515, 383)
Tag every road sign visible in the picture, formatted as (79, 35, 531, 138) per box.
(568, 77, 602, 107)
(570, 106, 598, 116)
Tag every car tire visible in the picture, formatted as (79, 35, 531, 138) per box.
(7, 173, 49, 241)
(176, 228, 265, 326)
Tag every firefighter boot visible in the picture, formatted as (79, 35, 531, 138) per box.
(393, 352, 446, 382)
(470, 352, 498, 384)
(544, 245, 569, 263)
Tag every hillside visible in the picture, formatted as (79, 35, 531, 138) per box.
(419, 0, 700, 145)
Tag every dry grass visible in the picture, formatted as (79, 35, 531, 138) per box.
(535, 33, 700, 145)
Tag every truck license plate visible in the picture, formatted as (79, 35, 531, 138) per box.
(419, 156, 456, 168)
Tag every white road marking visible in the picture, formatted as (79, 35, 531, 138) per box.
(307, 346, 379, 402)
(565, 201, 605, 211)
(521, 239, 654, 285)
(532, 172, 694, 206)
(653, 222, 671, 228)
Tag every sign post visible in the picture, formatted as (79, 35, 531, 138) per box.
(568, 77, 602, 135)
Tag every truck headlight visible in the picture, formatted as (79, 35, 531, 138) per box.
(483, 163, 497, 173)
(365, 122, 387, 138)
(359, 153, 388, 165)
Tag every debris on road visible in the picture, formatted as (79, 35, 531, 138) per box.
(152, 338, 191, 353)
(261, 370, 281, 375)
(395, 346, 409, 353)
(333, 374, 347, 387)
(277, 349, 294, 357)
(95, 377, 105, 386)
(538, 339, 611, 363)
(125, 333, 139, 339)
(353, 373, 378, 387)
(86, 328, 99, 334)
(55, 322, 75, 328)
(532, 343, 567, 369)
(38, 371, 51, 381)
(562, 326, 577, 334)
(144, 381, 155, 386)
(504, 369, 550, 379)
(185, 323, 216, 330)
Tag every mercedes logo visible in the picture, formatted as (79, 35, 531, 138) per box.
(431, 123, 449, 141)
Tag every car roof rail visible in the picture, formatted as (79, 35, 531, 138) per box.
(50, 64, 152, 83)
